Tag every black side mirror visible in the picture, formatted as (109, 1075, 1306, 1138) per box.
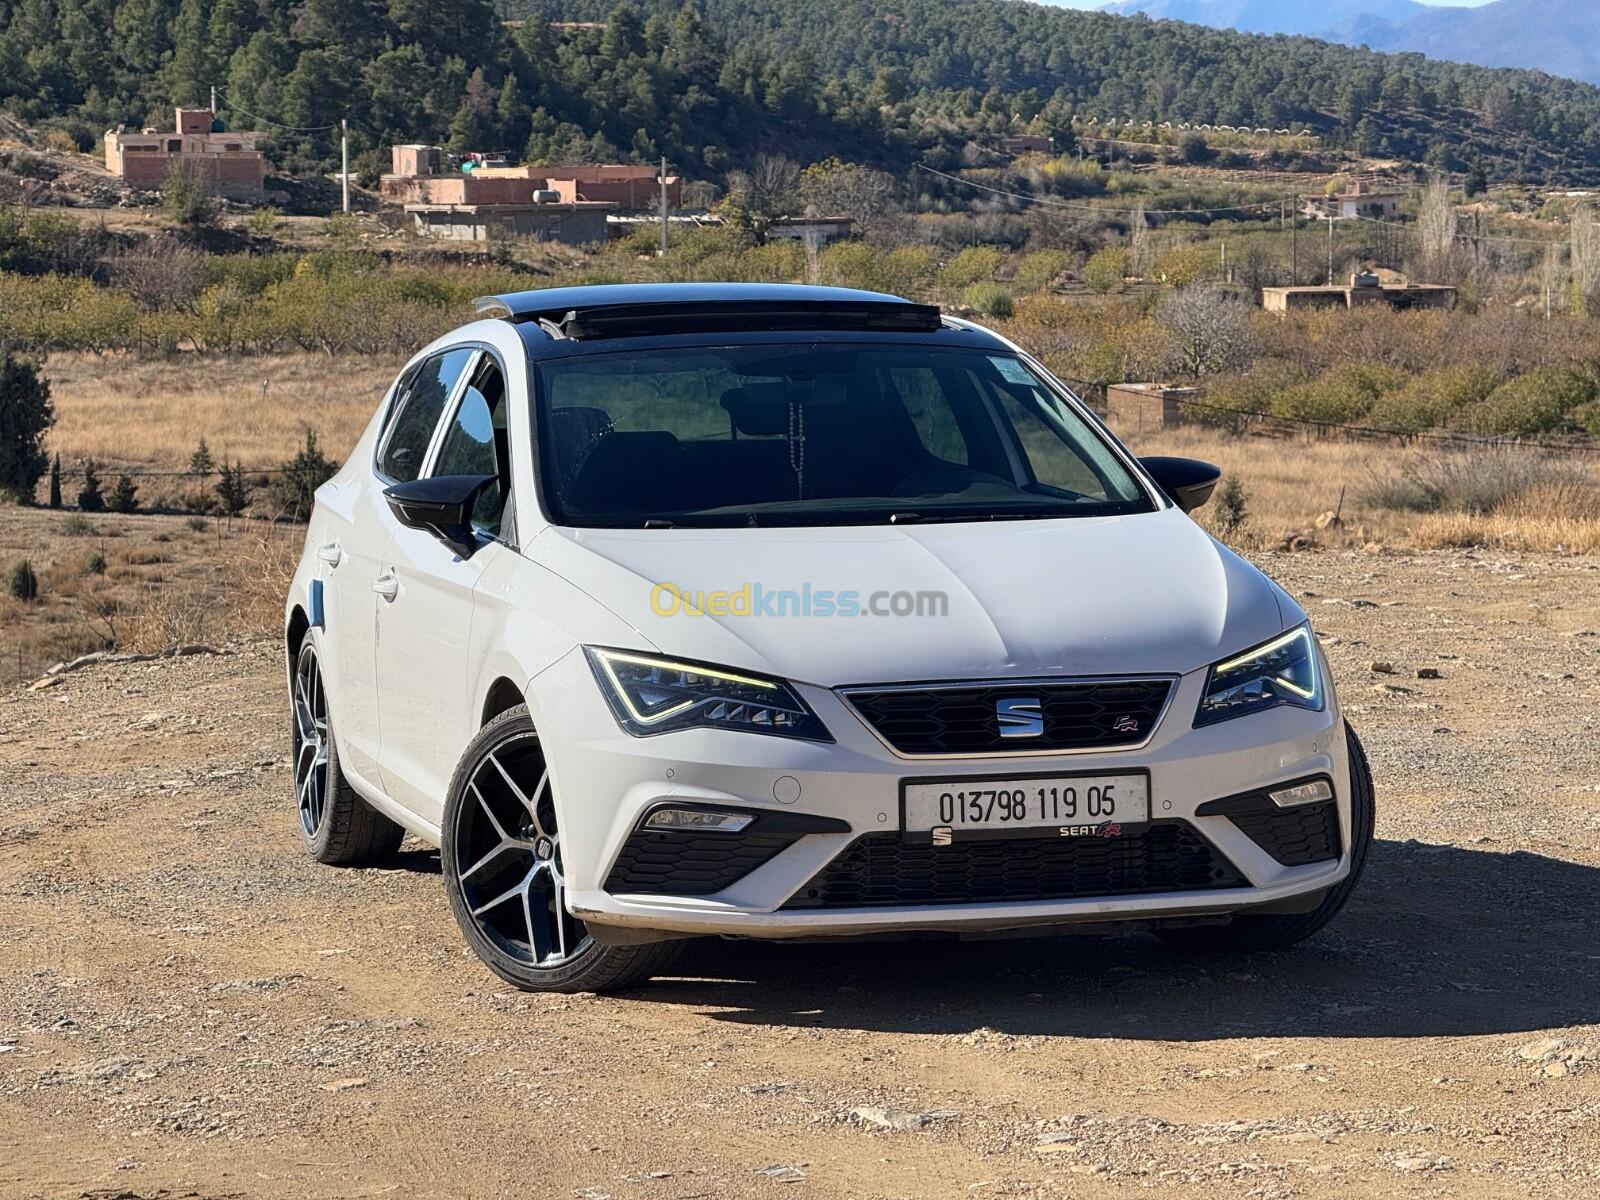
(384, 474, 496, 559)
(1139, 456, 1222, 514)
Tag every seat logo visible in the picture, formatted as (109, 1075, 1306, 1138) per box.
(996, 697, 1044, 739)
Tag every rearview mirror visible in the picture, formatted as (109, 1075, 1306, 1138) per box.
(384, 474, 496, 559)
(1139, 456, 1221, 514)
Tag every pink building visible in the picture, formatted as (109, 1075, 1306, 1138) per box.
(104, 107, 267, 202)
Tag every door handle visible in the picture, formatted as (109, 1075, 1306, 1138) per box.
(317, 542, 342, 568)
(371, 572, 399, 600)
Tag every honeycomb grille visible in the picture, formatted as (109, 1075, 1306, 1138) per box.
(845, 678, 1172, 755)
(604, 829, 800, 896)
(782, 822, 1243, 909)
(1229, 802, 1342, 867)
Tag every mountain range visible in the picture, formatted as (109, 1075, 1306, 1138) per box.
(1100, 0, 1600, 85)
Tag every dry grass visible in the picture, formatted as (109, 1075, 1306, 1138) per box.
(1413, 513, 1600, 555)
(44, 352, 405, 472)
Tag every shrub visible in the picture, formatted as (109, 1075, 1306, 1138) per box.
(1366, 366, 1501, 434)
(85, 550, 106, 575)
(1574, 400, 1600, 435)
(109, 474, 139, 513)
(161, 159, 218, 230)
(1082, 247, 1129, 294)
(1213, 477, 1247, 534)
(1273, 363, 1406, 426)
(187, 515, 209, 532)
(1452, 368, 1597, 437)
(962, 282, 1014, 318)
(9, 559, 38, 601)
(1013, 249, 1073, 294)
(939, 246, 1006, 291)
(0, 346, 54, 503)
(77, 459, 105, 512)
(61, 513, 93, 536)
(267, 428, 338, 521)
(1358, 450, 1581, 515)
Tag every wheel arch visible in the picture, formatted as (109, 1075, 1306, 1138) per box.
(285, 605, 310, 686)
(480, 675, 527, 728)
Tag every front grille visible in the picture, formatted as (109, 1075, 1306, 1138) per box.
(1230, 802, 1341, 867)
(782, 822, 1243, 909)
(844, 678, 1172, 755)
(605, 829, 799, 896)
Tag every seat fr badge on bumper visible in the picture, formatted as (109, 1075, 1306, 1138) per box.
(996, 697, 1044, 738)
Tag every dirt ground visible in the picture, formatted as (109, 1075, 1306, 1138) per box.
(2, 547, 1598, 1200)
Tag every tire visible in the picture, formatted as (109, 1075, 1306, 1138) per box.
(440, 705, 683, 993)
(291, 638, 405, 866)
(1157, 723, 1376, 953)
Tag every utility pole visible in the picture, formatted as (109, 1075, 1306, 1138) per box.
(658, 155, 669, 255)
(210, 85, 217, 116)
(340, 118, 350, 215)
(1291, 205, 1298, 286)
(1327, 213, 1335, 285)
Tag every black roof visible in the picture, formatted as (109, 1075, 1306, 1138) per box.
(474, 281, 1007, 359)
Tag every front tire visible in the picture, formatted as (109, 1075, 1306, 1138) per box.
(440, 705, 682, 993)
(1157, 723, 1376, 953)
(291, 638, 405, 865)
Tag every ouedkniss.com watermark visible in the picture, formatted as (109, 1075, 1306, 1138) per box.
(650, 582, 949, 619)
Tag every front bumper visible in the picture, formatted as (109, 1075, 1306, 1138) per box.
(525, 647, 1352, 941)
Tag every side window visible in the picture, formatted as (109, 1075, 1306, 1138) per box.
(432, 358, 509, 536)
(376, 348, 474, 482)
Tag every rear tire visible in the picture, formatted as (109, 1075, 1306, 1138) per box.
(441, 705, 683, 993)
(292, 638, 405, 866)
(1156, 723, 1375, 953)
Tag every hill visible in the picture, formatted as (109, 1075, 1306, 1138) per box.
(525, 0, 1600, 179)
(1101, 0, 1433, 38)
(1105, 0, 1600, 85)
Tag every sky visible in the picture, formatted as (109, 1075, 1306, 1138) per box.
(1040, 1, 1496, 7)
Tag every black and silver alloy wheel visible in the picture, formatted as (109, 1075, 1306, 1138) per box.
(292, 646, 330, 839)
(452, 731, 592, 968)
(442, 705, 684, 993)
(289, 638, 405, 865)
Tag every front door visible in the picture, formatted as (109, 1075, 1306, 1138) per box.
(375, 353, 515, 827)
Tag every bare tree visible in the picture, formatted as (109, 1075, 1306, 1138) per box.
(1128, 201, 1152, 278)
(727, 154, 801, 219)
(1156, 285, 1255, 381)
(1417, 177, 1458, 283)
(798, 160, 898, 229)
(1572, 205, 1600, 315)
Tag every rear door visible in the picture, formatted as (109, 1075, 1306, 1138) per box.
(375, 351, 517, 827)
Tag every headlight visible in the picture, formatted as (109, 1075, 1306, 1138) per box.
(1195, 624, 1323, 727)
(585, 648, 832, 742)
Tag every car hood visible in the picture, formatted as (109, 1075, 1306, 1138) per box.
(528, 509, 1297, 687)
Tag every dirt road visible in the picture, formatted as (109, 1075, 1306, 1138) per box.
(3, 548, 1598, 1200)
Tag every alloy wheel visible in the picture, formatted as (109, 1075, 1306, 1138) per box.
(292, 647, 330, 838)
(452, 733, 591, 968)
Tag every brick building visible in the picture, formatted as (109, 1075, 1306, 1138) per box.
(104, 107, 267, 202)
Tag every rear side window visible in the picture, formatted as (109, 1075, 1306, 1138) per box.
(376, 348, 474, 482)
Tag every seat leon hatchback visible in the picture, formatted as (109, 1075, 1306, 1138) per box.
(285, 283, 1373, 993)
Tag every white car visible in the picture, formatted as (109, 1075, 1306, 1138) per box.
(285, 283, 1373, 993)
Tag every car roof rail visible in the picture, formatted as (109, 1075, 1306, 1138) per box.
(470, 284, 943, 340)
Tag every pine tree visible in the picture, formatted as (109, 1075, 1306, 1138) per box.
(188, 437, 217, 477)
(77, 459, 105, 513)
(48, 453, 62, 509)
(216, 459, 251, 516)
(0, 346, 54, 504)
(267, 429, 336, 521)
(109, 473, 139, 514)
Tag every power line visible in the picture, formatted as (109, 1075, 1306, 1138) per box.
(210, 86, 340, 135)
(913, 163, 1284, 218)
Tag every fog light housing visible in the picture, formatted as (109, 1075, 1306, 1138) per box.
(644, 808, 755, 833)
(1269, 779, 1334, 808)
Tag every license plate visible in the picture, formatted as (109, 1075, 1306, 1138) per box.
(901, 772, 1150, 844)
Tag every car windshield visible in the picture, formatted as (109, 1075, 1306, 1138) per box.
(534, 343, 1156, 528)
